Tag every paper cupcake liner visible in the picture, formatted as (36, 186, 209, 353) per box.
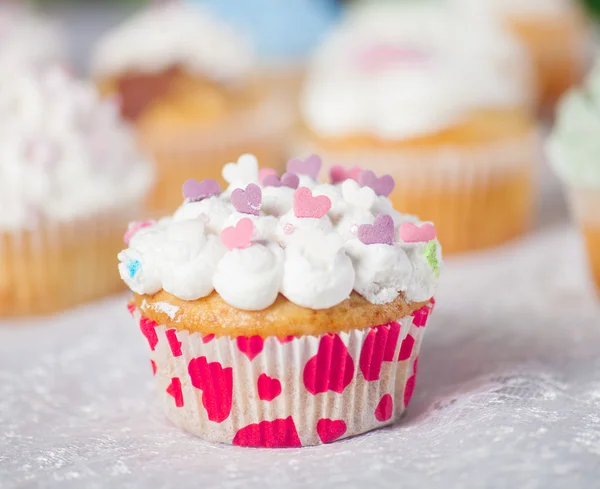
(130, 301, 434, 447)
(0, 206, 140, 317)
(567, 187, 600, 292)
(298, 130, 539, 254)
(140, 96, 293, 216)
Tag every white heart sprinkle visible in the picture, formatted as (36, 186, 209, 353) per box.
(342, 179, 376, 209)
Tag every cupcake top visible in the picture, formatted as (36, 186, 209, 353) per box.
(91, 2, 253, 83)
(0, 68, 154, 231)
(118, 154, 442, 312)
(301, 2, 533, 141)
(547, 60, 600, 189)
(0, 4, 64, 73)
(190, 0, 340, 67)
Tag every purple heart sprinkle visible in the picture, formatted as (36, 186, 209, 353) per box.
(182, 179, 221, 202)
(286, 154, 322, 180)
(358, 214, 395, 245)
(262, 174, 281, 187)
(280, 172, 300, 189)
(231, 183, 262, 216)
(358, 170, 395, 197)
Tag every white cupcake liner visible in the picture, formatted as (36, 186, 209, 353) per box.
(0, 206, 140, 317)
(130, 300, 434, 447)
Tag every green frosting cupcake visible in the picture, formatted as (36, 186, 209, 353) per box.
(548, 59, 600, 189)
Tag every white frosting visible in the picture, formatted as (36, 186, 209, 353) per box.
(301, 2, 533, 140)
(0, 68, 153, 231)
(0, 5, 64, 74)
(92, 2, 253, 82)
(118, 155, 442, 311)
(454, 0, 575, 17)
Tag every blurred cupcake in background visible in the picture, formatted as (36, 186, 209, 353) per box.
(0, 68, 153, 317)
(547, 60, 600, 294)
(456, 0, 592, 111)
(195, 0, 341, 113)
(0, 2, 65, 73)
(298, 2, 539, 254)
(92, 1, 291, 215)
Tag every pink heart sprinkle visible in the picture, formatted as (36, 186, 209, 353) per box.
(358, 214, 395, 245)
(330, 165, 362, 184)
(286, 154, 322, 180)
(231, 183, 262, 216)
(220, 218, 254, 250)
(358, 170, 395, 197)
(123, 220, 155, 245)
(259, 168, 277, 181)
(283, 223, 296, 235)
(182, 179, 221, 202)
(293, 187, 331, 219)
(399, 222, 437, 243)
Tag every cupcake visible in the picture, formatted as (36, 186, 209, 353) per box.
(119, 154, 441, 446)
(92, 2, 290, 215)
(547, 60, 600, 293)
(0, 68, 153, 317)
(196, 0, 341, 108)
(0, 3, 64, 73)
(298, 3, 539, 254)
(456, 0, 591, 110)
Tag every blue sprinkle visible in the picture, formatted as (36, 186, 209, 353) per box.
(127, 259, 141, 278)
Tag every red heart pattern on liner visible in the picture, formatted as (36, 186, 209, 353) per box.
(316, 419, 347, 443)
(181, 178, 221, 202)
(399, 222, 437, 243)
(293, 187, 331, 219)
(262, 172, 300, 189)
(139, 317, 158, 351)
(286, 154, 322, 180)
(220, 218, 254, 251)
(330, 165, 362, 184)
(358, 170, 395, 197)
(136, 302, 433, 446)
(231, 183, 262, 216)
(358, 214, 395, 246)
(257, 373, 282, 401)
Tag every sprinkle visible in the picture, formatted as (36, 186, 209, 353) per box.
(358, 170, 395, 197)
(424, 241, 440, 276)
(231, 183, 262, 216)
(286, 154, 322, 180)
(358, 214, 395, 245)
(293, 187, 331, 219)
(123, 220, 155, 245)
(330, 165, 362, 184)
(127, 259, 141, 278)
(262, 172, 300, 189)
(283, 223, 296, 235)
(182, 179, 221, 202)
(221, 218, 254, 251)
(399, 222, 437, 243)
(259, 168, 277, 181)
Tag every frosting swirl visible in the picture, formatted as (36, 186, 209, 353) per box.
(119, 155, 442, 311)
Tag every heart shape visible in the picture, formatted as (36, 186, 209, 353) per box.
(330, 165, 362, 184)
(166, 377, 184, 408)
(293, 187, 331, 219)
(181, 178, 221, 202)
(139, 317, 158, 351)
(220, 218, 254, 250)
(358, 170, 395, 197)
(231, 183, 262, 215)
(188, 356, 233, 423)
(341, 179, 376, 209)
(359, 322, 401, 381)
(233, 417, 302, 448)
(222, 154, 259, 185)
(262, 172, 300, 189)
(398, 222, 437, 243)
(358, 214, 395, 245)
(165, 329, 182, 357)
(316, 419, 347, 444)
(257, 373, 282, 401)
(375, 394, 394, 422)
(123, 220, 155, 245)
(236, 335, 265, 361)
(303, 334, 355, 395)
(286, 154, 322, 180)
